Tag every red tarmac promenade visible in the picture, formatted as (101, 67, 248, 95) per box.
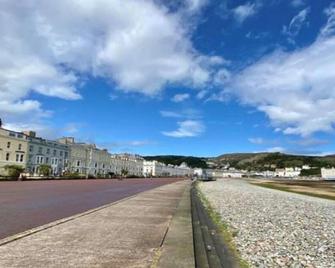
(0, 178, 182, 240)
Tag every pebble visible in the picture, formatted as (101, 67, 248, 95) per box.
(199, 179, 335, 267)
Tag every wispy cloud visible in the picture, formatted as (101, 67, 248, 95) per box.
(319, 3, 335, 39)
(171, 93, 190, 102)
(162, 120, 205, 138)
(160, 108, 202, 119)
(282, 7, 310, 43)
(225, 4, 335, 137)
(232, 2, 259, 23)
(291, 0, 305, 8)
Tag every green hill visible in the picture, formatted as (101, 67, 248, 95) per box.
(212, 152, 335, 171)
(143, 155, 208, 168)
(143, 153, 335, 171)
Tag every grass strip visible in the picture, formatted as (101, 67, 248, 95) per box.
(196, 183, 249, 268)
(251, 182, 335, 201)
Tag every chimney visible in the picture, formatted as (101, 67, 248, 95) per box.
(23, 131, 36, 137)
(58, 137, 75, 144)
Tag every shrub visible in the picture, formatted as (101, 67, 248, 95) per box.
(300, 168, 321, 177)
(39, 164, 52, 176)
(4, 165, 24, 179)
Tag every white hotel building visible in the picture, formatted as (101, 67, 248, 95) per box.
(143, 160, 192, 177)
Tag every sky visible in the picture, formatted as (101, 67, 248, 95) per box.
(1, 0, 335, 157)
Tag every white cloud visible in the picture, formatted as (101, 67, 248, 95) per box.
(0, 0, 223, 128)
(226, 6, 335, 137)
(232, 2, 258, 23)
(171, 93, 190, 102)
(162, 120, 205, 137)
(282, 7, 310, 42)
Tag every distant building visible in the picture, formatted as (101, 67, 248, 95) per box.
(321, 167, 335, 180)
(58, 137, 110, 177)
(110, 154, 144, 177)
(222, 170, 244, 178)
(143, 160, 192, 177)
(274, 167, 301, 178)
(194, 168, 203, 177)
(0, 127, 29, 176)
(143, 160, 166, 177)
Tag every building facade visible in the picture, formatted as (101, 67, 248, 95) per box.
(26, 131, 69, 176)
(58, 137, 111, 177)
(110, 154, 144, 177)
(321, 167, 335, 180)
(0, 127, 29, 176)
(143, 160, 192, 177)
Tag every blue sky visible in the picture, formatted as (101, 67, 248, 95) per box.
(1, 0, 335, 156)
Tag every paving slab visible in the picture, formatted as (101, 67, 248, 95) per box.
(0, 180, 189, 268)
(156, 184, 195, 268)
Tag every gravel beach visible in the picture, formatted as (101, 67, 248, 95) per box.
(199, 179, 335, 267)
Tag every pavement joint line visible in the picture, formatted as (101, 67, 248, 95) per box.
(0, 180, 186, 247)
(158, 185, 186, 249)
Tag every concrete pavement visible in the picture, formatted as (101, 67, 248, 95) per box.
(0, 180, 192, 268)
(156, 183, 195, 268)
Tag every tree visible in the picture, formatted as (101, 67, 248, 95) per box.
(121, 168, 128, 178)
(4, 165, 24, 179)
(39, 164, 51, 176)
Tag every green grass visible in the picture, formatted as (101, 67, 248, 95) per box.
(252, 182, 335, 201)
(196, 183, 250, 268)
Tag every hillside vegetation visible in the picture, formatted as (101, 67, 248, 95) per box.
(212, 153, 335, 171)
(143, 155, 208, 168)
(144, 153, 335, 171)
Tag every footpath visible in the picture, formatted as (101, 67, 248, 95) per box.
(0, 180, 194, 268)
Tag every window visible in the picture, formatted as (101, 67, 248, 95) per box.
(7, 142, 10, 148)
(17, 134, 23, 138)
(16, 154, 19, 162)
(9, 132, 15, 137)
(65, 152, 68, 158)
(20, 154, 24, 162)
(53, 150, 56, 156)
(46, 148, 50, 154)
(60, 151, 63, 157)
(46, 157, 49, 163)
(38, 147, 43, 154)
(29, 145, 34, 152)
(5, 153, 10, 161)
(77, 160, 80, 167)
(18, 144, 22, 150)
